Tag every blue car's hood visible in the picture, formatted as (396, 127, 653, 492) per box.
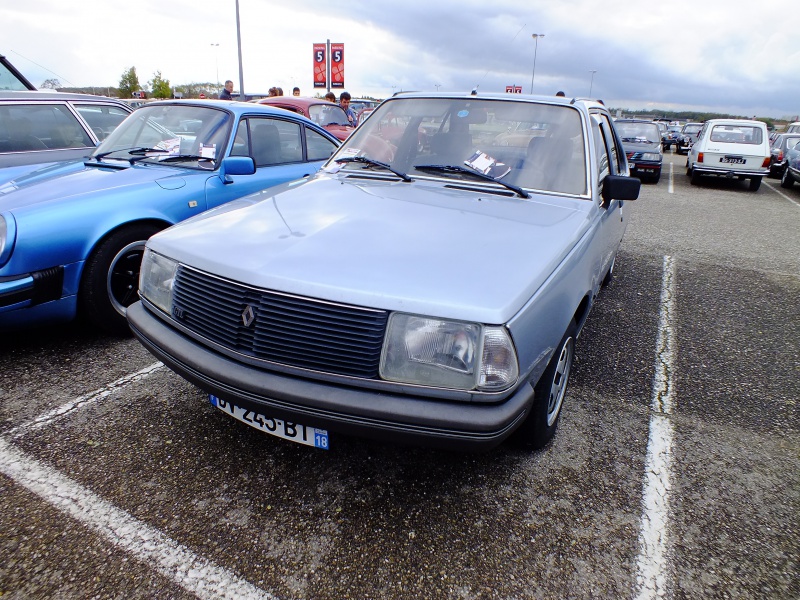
(149, 175, 593, 324)
(0, 160, 193, 212)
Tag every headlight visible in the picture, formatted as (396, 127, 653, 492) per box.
(139, 248, 178, 315)
(0, 212, 15, 268)
(642, 153, 661, 161)
(380, 313, 519, 391)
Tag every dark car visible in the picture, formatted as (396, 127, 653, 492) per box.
(663, 125, 682, 150)
(0, 90, 133, 183)
(614, 119, 663, 183)
(768, 133, 800, 178)
(779, 136, 800, 188)
(676, 122, 703, 155)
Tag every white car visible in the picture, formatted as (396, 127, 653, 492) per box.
(686, 119, 770, 191)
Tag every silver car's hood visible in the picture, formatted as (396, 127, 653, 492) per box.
(149, 175, 593, 324)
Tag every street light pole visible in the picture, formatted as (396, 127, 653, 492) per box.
(589, 69, 597, 97)
(530, 33, 545, 94)
(210, 43, 219, 91)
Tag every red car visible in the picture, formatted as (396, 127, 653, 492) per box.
(257, 97, 355, 140)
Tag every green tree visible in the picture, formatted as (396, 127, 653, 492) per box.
(118, 66, 140, 98)
(40, 78, 61, 89)
(150, 71, 171, 99)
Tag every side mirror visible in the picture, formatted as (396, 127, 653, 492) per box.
(602, 174, 640, 204)
(218, 155, 256, 184)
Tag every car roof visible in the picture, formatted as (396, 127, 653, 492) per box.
(705, 118, 766, 127)
(257, 97, 338, 109)
(141, 98, 332, 118)
(387, 90, 608, 112)
(0, 90, 131, 105)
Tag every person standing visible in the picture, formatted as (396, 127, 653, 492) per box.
(219, 80, 234, 100)
(293, 87, 301, 96)
(324, 91, 336, 103)
(339, 91, 357, 127)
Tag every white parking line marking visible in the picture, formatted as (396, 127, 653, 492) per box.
(635, 255, 676, 599)
(763, 180, 800, 207)
(9, 362, 165, 439)
(0, 436, 276, 600)
(668, 163, 674, 194)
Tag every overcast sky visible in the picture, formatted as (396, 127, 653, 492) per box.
(3, 0, 798, 118)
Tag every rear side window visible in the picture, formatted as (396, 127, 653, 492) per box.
(74, 104, 130, 141)
(0, 103, 93, 153)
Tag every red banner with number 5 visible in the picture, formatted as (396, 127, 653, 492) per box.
(330, 43, 344, 89)
(313, 43, 327, 88)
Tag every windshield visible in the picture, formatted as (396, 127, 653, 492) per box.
(93, 104, 233, 168)
(683, 124, 702, 135)
(309, 104, 352, 127)
(331, 97, 587, 196)
(615, 122, 661, 144)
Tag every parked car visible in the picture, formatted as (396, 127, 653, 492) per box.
(663, 125, 682, 150)
(256, 97, 355, 140)
(676, 122, 703, 155)
(0, 90, 133, 183)
(128, 92, 640, 452)
(686, 119, 770, 191)
(613, 119, 663, 183)
(0, 100, 340, 333)
(785, 121, 800, 134)
(779, 136, 800, 188)
(348, 98, 380, 114)
(768, 133, 800, 178)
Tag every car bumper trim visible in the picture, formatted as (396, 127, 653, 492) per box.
(128, 301, 534, 451)
(0, 266, 63, 309)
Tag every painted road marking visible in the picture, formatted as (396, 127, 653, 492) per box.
(668, 162, 674, 194)
(10, 362, 165, 439)
(635, 255, 676, 599)
(763, 180, 800, 207)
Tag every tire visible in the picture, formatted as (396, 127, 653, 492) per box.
(511, 320, 578, 450)
(651, 170, 661, 184)
(781, 167, 794, 189)
(690, 168, 702, 186)
(79, 223, 163, 335)
(686, 161, 692, 177)
(749, 176, 761, 192)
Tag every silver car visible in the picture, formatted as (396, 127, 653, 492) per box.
(128, 92, 640, 452)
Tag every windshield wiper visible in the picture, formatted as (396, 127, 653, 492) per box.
(335, 156, 413, 181)
(413, 164, 530, 198)
(92, 147, 170, 162)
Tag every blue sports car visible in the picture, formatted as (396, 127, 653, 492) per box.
(0, 100, 340, 333)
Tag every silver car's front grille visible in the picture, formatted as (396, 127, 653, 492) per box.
(171, 266, 389, 378)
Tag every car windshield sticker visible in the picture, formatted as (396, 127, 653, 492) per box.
(465, 150, 511, 179)
(341, 147, 360, 157)
(199, 143, 216, 159)
(155, 137, 181, 155)
(457, 110, 470, 118)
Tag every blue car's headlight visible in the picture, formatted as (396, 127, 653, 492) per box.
(139, 248, 178, 315)
(380, 313, 519, 391)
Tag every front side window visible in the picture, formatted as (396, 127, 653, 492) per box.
(306, 128, 337, 161)
(335, 97, 588, 196)
(0, 103, 93, 153)
(232, 117, 303, 166)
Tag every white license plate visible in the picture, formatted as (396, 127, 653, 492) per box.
(210, 395, 329, 450)
(720, 156, 745, 164)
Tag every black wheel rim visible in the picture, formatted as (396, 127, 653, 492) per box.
(107, 240, 147, 316)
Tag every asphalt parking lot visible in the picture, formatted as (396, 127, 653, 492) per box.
(1, 150, 798, 599)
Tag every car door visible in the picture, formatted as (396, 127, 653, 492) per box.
(590, 111, 627, 279)
(205, 116, 337, 209)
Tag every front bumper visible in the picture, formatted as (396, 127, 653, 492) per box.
(0, 266, 64, 309)
(628, 161, 662, 177)
(127, 301, 534, 451)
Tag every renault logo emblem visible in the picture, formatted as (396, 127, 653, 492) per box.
(241, 305, 256, 327)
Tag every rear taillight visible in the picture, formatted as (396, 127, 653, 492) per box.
(698, 152, 704, 163)
(762, 157, 771, 168)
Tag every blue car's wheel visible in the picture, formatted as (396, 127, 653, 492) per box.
(79, 223, 163, 335)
